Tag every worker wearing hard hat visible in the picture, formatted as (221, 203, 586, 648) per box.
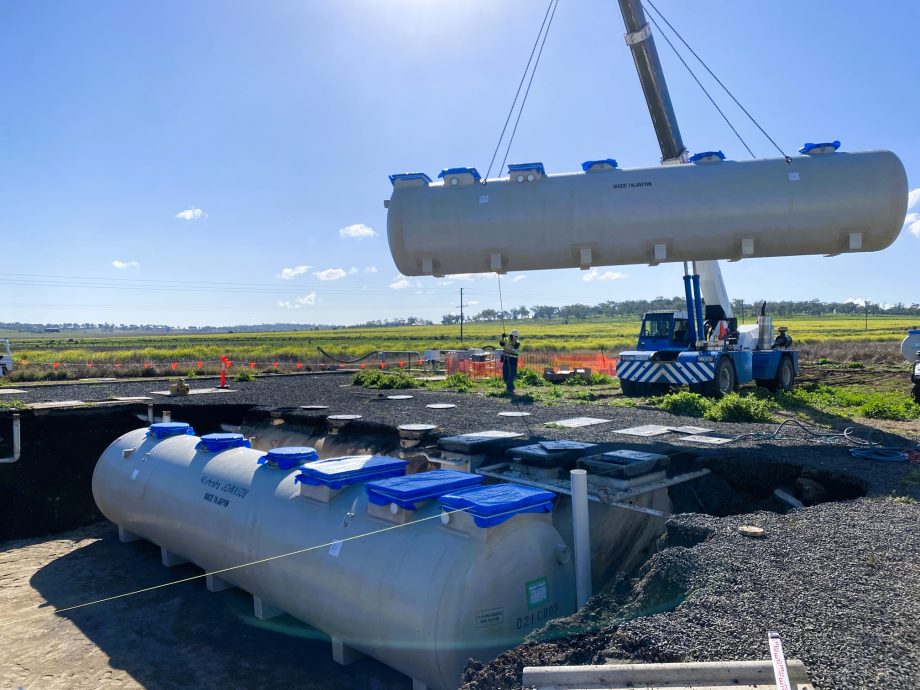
(499, 330, 521, 394)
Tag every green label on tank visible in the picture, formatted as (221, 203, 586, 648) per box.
(526, 576, 549, 610)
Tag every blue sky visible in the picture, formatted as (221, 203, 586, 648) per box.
(2, 0, 917, 327)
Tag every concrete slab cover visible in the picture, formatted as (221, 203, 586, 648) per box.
(30, 400, 87, 409)
(328, 414, 362, 421)
(386, 395, 413, 400)
(426, 403, 457, 409)
(667, 425, 712, 435)
(548, 417, 611, 428)
(112, 396, 153, 402)
(300, 405, 329, 410)
(498, 411, 531, 417)
(0, 388, 28, 395)
(457, 430, 522, 439)
(613, 424, 674, 437)
(676, 435, 734, 445)
(149, 388, 237, 396)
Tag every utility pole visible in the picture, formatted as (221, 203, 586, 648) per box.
(460, 287, 464, 344)
(865, 300, 869, 331)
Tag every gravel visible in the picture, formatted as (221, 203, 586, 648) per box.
(461, 498, 920, 690)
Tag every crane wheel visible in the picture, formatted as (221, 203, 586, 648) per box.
(705, 358, 737, 397)
(620, 379, 640, 397)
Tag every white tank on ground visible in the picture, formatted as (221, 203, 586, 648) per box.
(386, 148, 907, 276)
(92, 425, 576, 690)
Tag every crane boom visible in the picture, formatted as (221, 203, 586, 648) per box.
(616, 0, 687, 164)
(616, 0, 732, 322)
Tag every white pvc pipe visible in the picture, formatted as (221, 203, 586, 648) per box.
(570, 469, 592, 609)
(147, 403, 154, 424)
(0, 414, 22, 464)
(163, 410, 171, 422)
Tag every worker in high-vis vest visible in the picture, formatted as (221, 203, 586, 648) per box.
(499, 330, 521, 394)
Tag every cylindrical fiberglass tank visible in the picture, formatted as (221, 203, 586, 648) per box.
(387, 150, 907, 276)
(93, 427, 575, 690)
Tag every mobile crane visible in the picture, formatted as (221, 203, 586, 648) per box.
(612, 0, 797, 397)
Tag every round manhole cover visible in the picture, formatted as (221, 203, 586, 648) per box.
(498, 411, 531, 417)
(398, 424, 438, 433)
(300, 405, 329, 410)
(386, 394, 414, 400)
(738, 525, 765, 538)
(426, 403, 457, 410)
(327, 414, 362, 421)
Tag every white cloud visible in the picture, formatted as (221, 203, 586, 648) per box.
(348, 266, 359, 274)
(905, 212, 920, 238)
(315, 268, 347, 281)
(845, 297, 867, 307)
(339, 223, 378, 239)
(468, 300, 479, 306)
(906, 189, 920, 237)
(278, 265, 310, 280)
(511, 275, 527, 283)
(112, 259, 140, 270)
(175, 207, 208, 221)
(437, 280, 454, 286)
(278, 292, 317, 309)
(908, 187, 920, 210)
(364, 266, 378, 273)
(583, 268, 628, 282)
(389, 277, 412, 290)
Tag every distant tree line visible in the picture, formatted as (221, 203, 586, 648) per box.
(441, 298, 920, 324)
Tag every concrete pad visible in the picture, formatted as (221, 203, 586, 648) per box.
(426, 403, 456, 409)
(332, 636, 366, 665)
(149, 388, 237, 396)
(667, 425, 712, 435)
(498, 410, 531, 417)
(547, 416, 611, 428)
(205, 574, 235, 592)
(675, 434, 734, 445)
(613, 424, 673, 437)
(253, 595, 284, 620)
(0, 388, 28, 395)
(112, 396, 153, 402)
(386, 394, 413, 400)
(160, 547, 189, 567)
(30, 400, 87, 409)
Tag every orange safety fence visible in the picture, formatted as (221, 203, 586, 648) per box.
(549, 352, 618, 376)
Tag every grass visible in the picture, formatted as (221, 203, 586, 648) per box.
(777, 384, 920, 421)
(6, 314, 916, 380)
(653, 391, 778, 423)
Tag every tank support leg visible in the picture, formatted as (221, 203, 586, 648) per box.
(160, 547, 188, 567)
(253, 596, 283, 620)
(117, 526, 141, 543)
(205, 574, 235, 592)
(411, 680, 429, 690)
(331, 637, 366, 665)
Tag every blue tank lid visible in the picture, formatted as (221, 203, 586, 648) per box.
(259, 446, 320, 470)
(389, 172, 432, 186)
(366, 469, 483, 510)
(507, 162, 546, 176)
(196, 433, 251, 453)
(440, 484, 555, 528)
(689, 150, 726, 163)
(295, 454, 407, 490)
(438, 166, 482, 181)
(799, 140, 841, 155)
(581, 158, 618, 172)
(147, 422, 196, 439)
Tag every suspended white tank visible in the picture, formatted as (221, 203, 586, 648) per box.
(386, 147, 908, 276)
(902, 329, 920, 361)
(92, 424, 576, 690)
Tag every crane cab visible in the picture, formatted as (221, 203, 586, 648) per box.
(637, 311, 690, 353)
